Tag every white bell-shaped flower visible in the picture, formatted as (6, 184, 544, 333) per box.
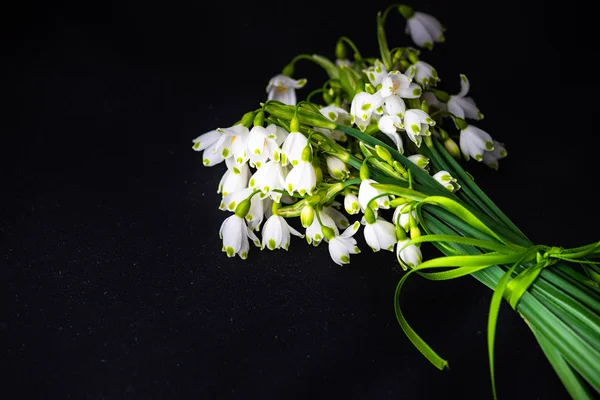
(344, 193, 360, 215)
(217, 125, 249, 166)
(306, 208, 339, 246)
(218, 157, 251, 197)
(482, 140, 507, 170)
(246, 196, 271, 232)
(328, 221, 361, 266)
(377, 115, 404, 153)
(404, 109, 435, 147)
(358, 179, 391, 212)
(396, 239, 423, 270)
(285, 160, 317, 196)
(363, 217, 397, 252)
(447, 74, 483, 120)
(319, 105, 351, 141)
(192, 127, 238, 167)
(246, 125, 283, 168)
(325, 155, 349, 180)
(350, 92, 384, 132)
(248, 160, 287, 202)
(402, 8, 446, 50)
(459, 124, 494, 161)
(281, 131, 308, 166)
(405, 61, 440, 87)
(362, 59, 388, 87)
(219, 214, 260, 259)
(261, 214, 304, 250)
(432, 170, 461, 192)
(407, 154, 430, 171)
(266, 74, 307, 105)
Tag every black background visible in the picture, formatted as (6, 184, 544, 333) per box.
(4, 0, 599, 399)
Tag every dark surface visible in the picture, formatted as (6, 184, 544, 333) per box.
(4, 0, 599, 399)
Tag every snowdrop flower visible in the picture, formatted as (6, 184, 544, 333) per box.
(344, 193, 360, 215)
(246, 125, 284, 168)
(433, 170, 461, 192)
(358, 179, 391, 211)
(318, 105, 351, 141)
(399, 6, 446, 50)
(460, 124, 494, 161)
(362, 59, 388, 87)
(281, 130, 308, 166)
(261, 214, 304, 250)
(377, 115, 404, 153)
(266, 74, 307, 105)
(396, 239, 423, 270)
(248, 160, 287, 202)
(350, 92, 384, 132)
(327, 221, 361, 266)
(406, 61, 439, 87)
(219, 214, 260, 259)
(404, 109, 435, 147)
(306, 208, 338, 246)
(285, 160, 317, 196)
(325, 155, 349, 180)
(218, 157, 251, 197)
(447, 74, 483, 120)
(482, 140, 507, 170)
(380, 71, 422, 99)
(217, 125, 250, 166)
(393, 205, 418, 232)
(363, 217, 397, 252)
(407, 154, 430, 171)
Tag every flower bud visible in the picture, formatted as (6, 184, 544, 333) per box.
(325, 155, 349, 180)
(375, 145, 393, 164)
(444, 138, 461, 159)
(253, 110, 265, 127)
(239, 111, 256, 128)
(282, 63, 295, 77)
(300, 204, 315, 228)
(359, 161, 370, 180)
(335, 40, 347, 60)
(408, 52, 419, 64)
(420, 100, 430, 114)
(234, 198, 251, 218)
(290, 115, 300, 132)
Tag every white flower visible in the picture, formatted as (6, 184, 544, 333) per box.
(319, 105, 351, 141)
(363, 217, 397, 252)
(218, 157, 251, 197)
(217, 125, 250, 166)
(447, 74, 483, 120)
(261, 215, 304, 250)
(407, 154, 430, 171)
(281, 131, 308, 166)
(460, 124, 494, 161)
(350, 92, 384, 132)
(266, 74, 307, 105)
(380, 71, 422, 99)
(328, 221, 361, 266)
(362, 59, 388, 87)
(393, 205, 418, 232)
(432, 170, 461, 192)
(406, 61, 439, 87)
(404, 10, 445, 50)
(404, 109, 435, 147)
(285, 160, 317, 196)
(358, 179, 391, 211)
(306, 208, 338, 246)
(344, 193, 360, 215)
(246, 196, 271, 232)
(396, 239, 422, 270)
(219, 214, 260, 259)
(247, 125, 283, 168)
(248, 160, 287, 202)
(482, 140, 507, 170)
(325, 155, 349, 180)
(192, 127, 239, 167)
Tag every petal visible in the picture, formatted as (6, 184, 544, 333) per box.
(202, 143, 226, 166)
(384, 95, 406, 118)
(323, 206, 350, 229)
(364, 224, 381, 251)
(378, 115, 400, 134)
(340, 221, 361, 238)
(457, 74, 470, 97)
(192, 130, 221, 152)
(328, 238, 350, 266)
(396, 83, 422, 99)
(447, 98, 465, 119)
(407, 19, 435, 49)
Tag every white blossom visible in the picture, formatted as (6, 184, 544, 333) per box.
(460, 124, 494, 161)
(219, 214, 260, 259)
(363, 217, 397, 252)
(217, 125, 250, 166)
(362, 59, 388, 87)
(261, 215, 304, 250)
(404, 109, 435, 147)
(325, 155, 349, 180)
(482, 140, 507, 170)
(328, 221, 361, 266)
(266, 74, 307, 105)
(358, 179, 391, 211)
(344, 193, 360, 215)
(447, 74, 483, 120)
(432, 170, 461, 192)
(380, 71, 422, 99)
(407, 154, 430, 171)
(406, 61, 439, 87)
(350, 92, 384, 132)
(281, 131, 308, 166)
(396, 239, 422, 270)
(218, 157, 251, 197)
(306, 208, 338, 246)
(404, 10, 446, 50)
(393, 205, 418, 232)
(285, 160, 317, 196)
(249, 160, 287, 202)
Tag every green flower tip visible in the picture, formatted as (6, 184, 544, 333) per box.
(397, 5, 414, 19)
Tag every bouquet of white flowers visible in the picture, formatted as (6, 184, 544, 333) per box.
(192, 4, 600, 399)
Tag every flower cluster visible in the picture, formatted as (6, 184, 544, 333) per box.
(193, 4, 505, 268)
